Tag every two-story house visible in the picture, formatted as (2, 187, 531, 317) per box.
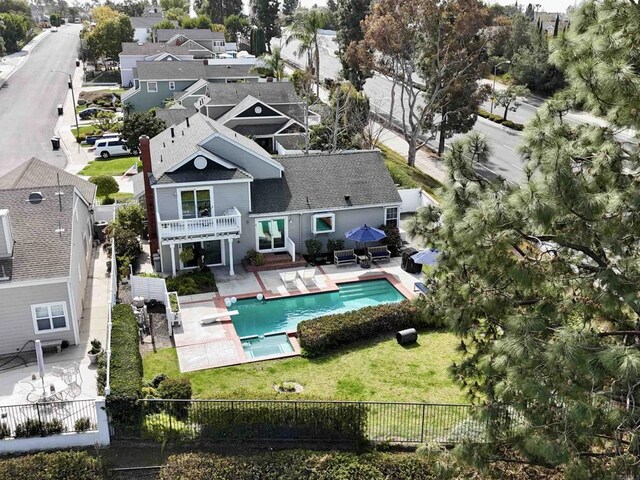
(119, 42, 193, 88)
(121, 61, 261, 112)
(0, 159, 96, 355)
(155, 29, 227, 58)
(129, 16, 177, 44)
(132, 113, 401, 277)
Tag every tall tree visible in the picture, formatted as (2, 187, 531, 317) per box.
(0, 12, 28, 53)
(223, 13, 248, 42)
(159, 0, 188, 11)
(179, 15, 212, 29)
(524, 2, 534, 21)
(355, 0, 491, 167)
(410, 0, 640, 475)
(120, 111, 166, 150)
(286, 7, 331, 97)
(553, 13, 559, 37)
(282, 0, 298, 17)
(85, 12, 134, 59)
(250, 46, 285, 80)
(336, 0, 371, 90)
(252, 0, 280, 53)
(494, 84, 529, 121)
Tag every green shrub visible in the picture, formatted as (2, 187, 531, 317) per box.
(326, 238, 344, 255)
(0, 422, 9, 439)
(158, 377, 192, 400)
(14, 419, 64, 438)
(142, 413, 197, 442)
(477, 108, 504, 124)
(298, 300, 437, 357)
(166, 271, 217, 295)
(74, 417, 93, 432)
(501, 119, 524, 131)
(0, 451, 107, 480)
(107, 304, 144, 429)
(305, 239, 323, 258)
(379, 224, 403, 256)
(386, 161, 418, 188)
(96, 351, 106, 395)
(159, 451, 437, 480)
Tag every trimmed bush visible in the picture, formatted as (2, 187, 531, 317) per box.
(0, 451, 107, 480)
(477, 109, 524, 130)
(74, 417, 93, 432)
(298, 300, 437, 357)
(166, 271, 217, 295)
(159, 451, 437, 480)
(106, 304, 144, 429)
(502, 120, 525, 131)
(14, 419, 64, 438)
(158, 377, 192, 400)
(0, 422, 10, 439)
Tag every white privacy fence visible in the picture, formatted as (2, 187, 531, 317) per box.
(398, 188, 439, 213)
(130, 275, 168, 302)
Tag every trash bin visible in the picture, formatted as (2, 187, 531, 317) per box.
(50, 136, 60, 150)
(57, 104, 63, 115)
(396, 328, 418, 346)
(75, 59, 80, 67)
(93, 221, 108, 242)
(153, 253, 161, 273)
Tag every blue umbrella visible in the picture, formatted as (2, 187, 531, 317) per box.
(345, 224, 387, 243)
(411, 248, 439, 266)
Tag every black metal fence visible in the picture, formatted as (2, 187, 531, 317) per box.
(108, 399, 508, 445)
(0, 399, 97, 439)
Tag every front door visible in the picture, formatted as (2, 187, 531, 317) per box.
(256, 218, 286, 252)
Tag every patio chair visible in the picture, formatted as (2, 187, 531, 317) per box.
(297, 268, 317, 286)
(334, 249, 357, 266)
(62, 363, 82, 386)
(367, 245, 391, 263)
(414, 282, 429, 296)
(280, 271, 298, 289)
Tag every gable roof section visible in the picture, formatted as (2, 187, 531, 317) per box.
(0, 185, 76, 282)
(129, 17, 177, 29)
(157, 29, 217, 42)
(156, 107, 196, 127)
(206, 82, 301, 106)
(0, 158, 96, 205)
(120, 42, 190, 56)
(135, 61, 207, 80)
(250, 151, 401, 214)
(204, 64, 257, 79)
(215, 96, 282, 124)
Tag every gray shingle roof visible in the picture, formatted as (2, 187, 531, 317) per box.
(156, 169, 251, 184)
(0, 158, 96, 205)
(135, 61, 258, 81)
(157, 29, 218, 42)
(250, 151, 402, 214)
(204, 64, 257, 78)
(206, 82, 300, 106)
(129, 17, 177, 29)
(149, 113, 272, 179)
(120, 42, 189, 56)
(155, 107, 196, 127)
(0, 185, 76, 282)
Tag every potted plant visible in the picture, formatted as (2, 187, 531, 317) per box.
(87, 339, 102, 364)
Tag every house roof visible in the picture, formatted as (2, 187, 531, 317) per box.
(149, 112, 272, 179)
(120, 42, 189, 56)
(206, 82, 301, 107)
(205, 64, 256, 78)
(134, 61, 257, 81)
(157, 29, 219, 42)
(0, 185, 76, 282)
(155, 107, 196, 127)
(250, 151, 402, 214)
(129, 17, 177, 29)
(0, 158, 96, 205)
(155, 169, 251, 184)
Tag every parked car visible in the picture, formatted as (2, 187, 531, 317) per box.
(78, 107, 112, 120)
(85, 132, 120, 146)
(93, 138, 139, 159)
(50, 26, 58, 32)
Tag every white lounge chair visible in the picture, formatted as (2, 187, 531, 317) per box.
(280, 271, 298, 289)
(297, 268, 317, 286)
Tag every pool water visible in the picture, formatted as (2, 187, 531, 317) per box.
(232, 279, 405, 338)
(241, 333, 295, 359)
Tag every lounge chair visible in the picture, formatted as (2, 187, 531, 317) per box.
(297, 268, 317, 286)
(414, 282, 429, 295)
(367, 245, 391, 263)
(334, 249, 357, 266)
(280, 271, 298, 289)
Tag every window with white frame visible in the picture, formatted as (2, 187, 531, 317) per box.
(147, 81, 158, 93)
(31, 302, 68, 333)
(179, 188, 212, 219)
(312, 213, 335, 234)
(384, 207, 399, 228)
(168, 81, 176, 91)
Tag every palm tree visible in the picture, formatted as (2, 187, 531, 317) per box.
(285, 7, 331, 97)
(250, 46, 286, 81)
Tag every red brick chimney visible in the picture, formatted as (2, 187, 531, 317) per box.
(139, 135, 159, 256)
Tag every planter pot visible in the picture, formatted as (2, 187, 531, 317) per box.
(87, 350, 101, 365)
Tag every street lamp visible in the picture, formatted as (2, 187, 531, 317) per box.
(490, 60, 511, 115)
(51, 69, 80, 141)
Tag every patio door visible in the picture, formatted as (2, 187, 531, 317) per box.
(256, 218, 286, 252)
(180, 240, 224, 268)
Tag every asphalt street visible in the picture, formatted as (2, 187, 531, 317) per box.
(0, 24, 82, 177)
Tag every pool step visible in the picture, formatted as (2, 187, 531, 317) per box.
(338, 282, 397, 301)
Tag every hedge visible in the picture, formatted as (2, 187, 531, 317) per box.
(0, 451, 107, 480)
(477, 109, 525, 131)
(107, 304, 143, 428)
(159, 451, 438, 480)
(298, 300, 438, 357)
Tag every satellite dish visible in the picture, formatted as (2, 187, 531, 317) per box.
(28, 192, 43, 204)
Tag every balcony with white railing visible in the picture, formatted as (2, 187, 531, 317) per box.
(159, 207, 242, 243)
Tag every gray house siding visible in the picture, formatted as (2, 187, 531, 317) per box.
(128, 80, 196, 112)
(68, 193, 93, 330)
(201, 137, 281, 179)
(213, 182, 250, 216)
(0, 282, 73, 355)
(155, 187, 180, 220)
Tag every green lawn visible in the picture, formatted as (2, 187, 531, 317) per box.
(143, 331, 465, 404)
(78, 157, 140, 176)
(378, 143, 442, 198)
(98, 192, 134, 204)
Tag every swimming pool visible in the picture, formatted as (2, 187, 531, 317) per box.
(232, 279, 405, 338)
(241, 333, 295, 359)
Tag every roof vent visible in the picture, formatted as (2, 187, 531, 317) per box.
(186, 117, 190, 127)
(28, 192, 43, 205)
(344, 195, 351, 202)
(170, 127, 175, 138)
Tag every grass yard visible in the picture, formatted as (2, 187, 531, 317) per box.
(143, 331, 465, 404)
(379, 143, 442, 198)
(98, 192, 133, 204)
(78, 157, 140, 176)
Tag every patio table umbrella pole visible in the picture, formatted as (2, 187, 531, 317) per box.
(344, 224, 387, 253)
(35, 340, 46, 395)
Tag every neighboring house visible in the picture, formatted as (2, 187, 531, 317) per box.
(121, 61, 261, 112)
(129, 17, 178, 44)
(155, 29, 226, 58)
(132, 113, 401, 277)
(0, 159, 97, 355)
(119, 42, 193, 88)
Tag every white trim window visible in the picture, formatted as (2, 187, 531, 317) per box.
(31, 302, 69, 334)
(147, 81, 158, 93)
(312, 213, 335, 234)
(178, 187, 213, 219)
(384, 207, 399, 228)
(168, 81, 176, 91)
(256, 217, 287, 252)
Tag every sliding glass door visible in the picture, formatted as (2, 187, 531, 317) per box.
(256, 218, 286, 252)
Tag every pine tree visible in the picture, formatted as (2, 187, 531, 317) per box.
(252, 0, 280, 52)
(409, 0, 640, 475)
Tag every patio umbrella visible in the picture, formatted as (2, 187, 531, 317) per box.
(345, 224, 386, 243)
(411, 248, 439, 266)
(35, 339, 46, 393)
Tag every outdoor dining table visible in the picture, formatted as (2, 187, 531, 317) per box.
(18, 373, 69, 403)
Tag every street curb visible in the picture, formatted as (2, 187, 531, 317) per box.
(1, 30, 50, 83)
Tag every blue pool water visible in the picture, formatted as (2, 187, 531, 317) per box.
(241, 333, 295, 359)
(232, 279, 405, 338)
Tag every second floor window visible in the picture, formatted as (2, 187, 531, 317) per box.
(168, 81, 176, 91)
(180, 189, 212, 219)
(147, 81, 158, 92)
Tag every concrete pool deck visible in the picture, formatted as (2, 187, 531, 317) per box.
(173, 257, 424, 372)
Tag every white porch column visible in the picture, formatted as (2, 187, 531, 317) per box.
(169, 244, 176, 277)
(228, 238, 235, 276)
